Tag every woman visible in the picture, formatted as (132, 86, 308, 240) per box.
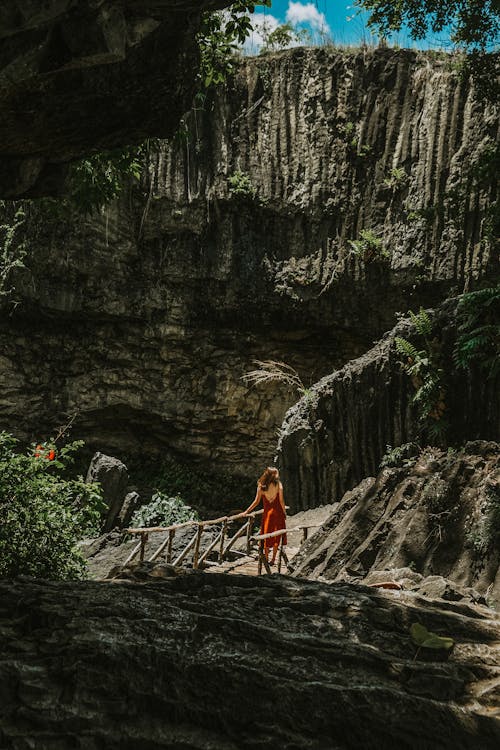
(245, 466, 287, 565)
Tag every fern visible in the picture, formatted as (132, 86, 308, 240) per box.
(454, 285, 500, 377)
(410, 308, 432, 338)
(395, 337, 419, 362)
(395, 309, 447, 442)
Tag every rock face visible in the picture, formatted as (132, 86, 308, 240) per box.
(85, 451, 130, 530)
(0, 0, 228, 197)
(277, 301, 499, 512)
(290, 441, 500, 608)
(0, 574, 499, 749)
(0, 48, 497, 476)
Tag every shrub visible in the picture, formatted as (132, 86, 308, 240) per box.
(131, 492, 198, 528)
(349, 229, 389, 263)
(228, 170, 256, 199)
(0, 433, 104, 579)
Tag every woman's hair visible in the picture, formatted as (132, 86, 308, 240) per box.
(258, 466, 279, 491)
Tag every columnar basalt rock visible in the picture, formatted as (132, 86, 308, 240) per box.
(0, 575, 499, 749)
(276, 303, 499, 512)
(0, 49, 497, 480)
(290, 441, 500, 608)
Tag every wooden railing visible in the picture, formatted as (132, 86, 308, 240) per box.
(125, 508, 318, 574)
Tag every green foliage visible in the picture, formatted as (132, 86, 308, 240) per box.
(349, 229, 389, 262)
(466, 478, 500, 557)
(357, 0, 499, 100)
(198, 2, 270, 88)
(131, 492, 198, 528)
(260, 23, 310, 54)
(67, 144, 146, 215)
(228, 170, 256, 199)
(395, 308, 447, 441)
(357, 0, 499, 51)
(126, 453, 254, 514)
(0, 433, 104, 579)
(0, 203, 27, 298)
(410, 622, 454, 651)
(379, 442, 421, 469)
(453, 285, 500, 378)
(384, 167, 408, 190)
(406, 205, 437, 224)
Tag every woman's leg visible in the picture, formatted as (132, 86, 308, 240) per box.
(270, 541, 279, 564)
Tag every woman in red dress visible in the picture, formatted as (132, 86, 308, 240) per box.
(245, 466, 287, 566)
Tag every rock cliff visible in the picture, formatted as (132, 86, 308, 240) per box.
(0, 0, 229, 197)
(0, 48, 497, 484)
(276, 300, 499, 512)
(1, 574, 499, 749)
(290, 441, 500, 608)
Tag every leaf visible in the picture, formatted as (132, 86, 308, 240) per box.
(410, 622, 429, 645)
(421, 634, 454, 650)
(410, 622, 454, 650)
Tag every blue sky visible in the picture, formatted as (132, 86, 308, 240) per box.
(245, 1, 455, 53)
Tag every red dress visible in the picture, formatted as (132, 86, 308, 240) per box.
(260, 493, 287, 550)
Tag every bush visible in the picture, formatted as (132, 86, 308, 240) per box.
(131, 492, 198, 528)
(0, 433, 104, 579)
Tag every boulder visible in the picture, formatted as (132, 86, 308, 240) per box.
(85, 452, 129, 531)
(291, 442, 500, 608)
(0, 574, 499, 748)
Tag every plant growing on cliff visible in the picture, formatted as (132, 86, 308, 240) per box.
(131, 493, 198, 528)
(0, 432, 104, 579)
(0, 203, 27, 298)
(198, 2, 271, 88)
(356, 0, 499, 100)
(395, 308, 447, 441)
(228, 170, 257, 199)
(242, 360, 308, 398)
(384, 167, 408, 190)
(259, 23, 310, 54)
(453, 285, 500, 379)
(67, 144, 146, 214)
(349, 229, 389, 263)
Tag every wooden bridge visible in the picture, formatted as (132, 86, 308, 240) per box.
(125, 508, 317, 576)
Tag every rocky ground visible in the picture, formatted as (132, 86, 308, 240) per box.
(0, 573, 499, 750)
(290, 441, 500, 608)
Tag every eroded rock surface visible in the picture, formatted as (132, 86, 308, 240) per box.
(0, 0, 228, 197)
(1, 49, 497, 476)
(290, 441, 500, 608)
(277, 302, 499, 511)
(0, 574, 499, 749)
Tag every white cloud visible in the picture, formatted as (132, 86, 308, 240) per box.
(286, 2, 330, 34)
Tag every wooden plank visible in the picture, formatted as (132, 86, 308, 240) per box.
(126, 506, 289, 536)
(222, 520, 249, 557)
(192, 524, 204, 570)
(139, 532, 148, 562)
(198, 528, 223, 565)
(123, 539, 143, 566)
(148, 528, 174, 563)
(246, 513, 255, 554)
(166, 529, 174, 563)
(172, 531, 197, 567)
(251, 528, 289, 542)
(219, 520, 228, 563)
(127, 519, 198, 534)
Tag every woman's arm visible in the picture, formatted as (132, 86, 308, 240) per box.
(278, 482, 286, 515)
(245, 485, 262, 514)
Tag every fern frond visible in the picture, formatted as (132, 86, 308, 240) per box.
(410, 307, 432, 337)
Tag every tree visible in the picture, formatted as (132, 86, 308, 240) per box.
(357, 1, 499, 51)
(357, 1, 499, 99)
